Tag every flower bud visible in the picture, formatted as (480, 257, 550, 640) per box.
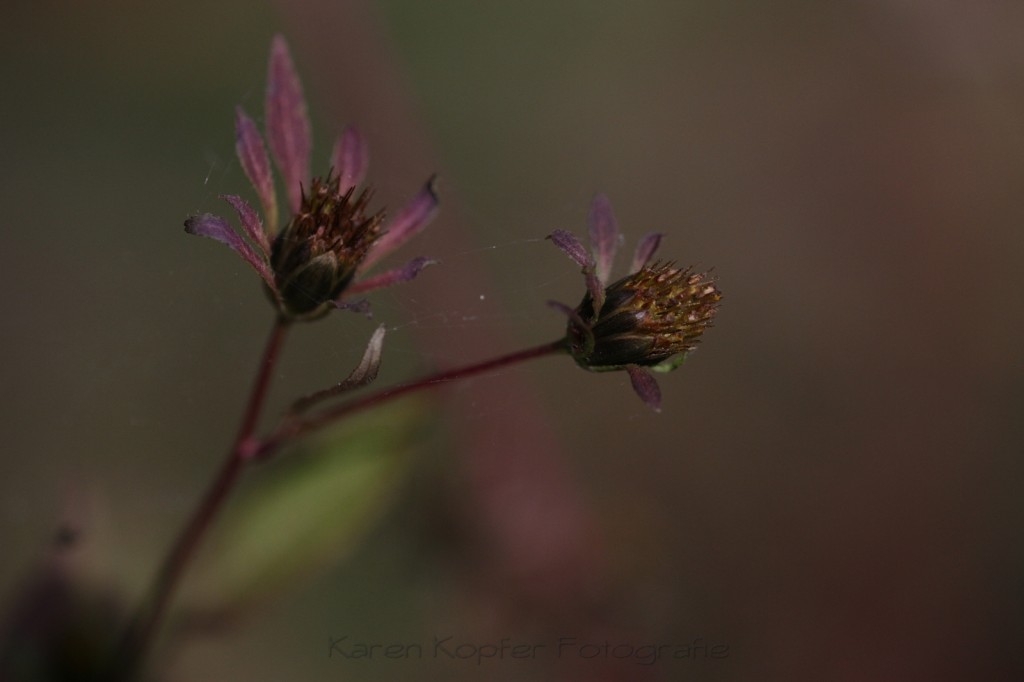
(269, 174, 385, 320)
(568, 263, 721, 371)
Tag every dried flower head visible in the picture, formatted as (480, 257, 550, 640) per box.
(269, 173, 384, 317)
(184, 35, 439, 321)
(549, 195, 722, 411)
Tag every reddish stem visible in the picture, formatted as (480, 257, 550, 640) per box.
(112, 316, 290, 679)
(258, 338, 567, 459)
(113, 332, 564, 678)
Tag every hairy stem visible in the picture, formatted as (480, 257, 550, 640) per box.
(112, 316, 290, 679)
(258, 338, 568, 459)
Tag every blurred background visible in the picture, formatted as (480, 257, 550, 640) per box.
(2, 1, 1023, 680)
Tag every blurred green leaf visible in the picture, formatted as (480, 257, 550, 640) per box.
(178, 399, 429, 621)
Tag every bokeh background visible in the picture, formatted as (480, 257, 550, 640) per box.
(2, 1, 1023, 680)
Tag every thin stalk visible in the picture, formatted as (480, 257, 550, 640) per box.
(113, 332, 563, 677)
(258, 338, 567, 459)
(112, 316, 290, 679)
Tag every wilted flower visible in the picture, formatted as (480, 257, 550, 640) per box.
(549, 195, 721, 411)
(185, 35, 438, 321)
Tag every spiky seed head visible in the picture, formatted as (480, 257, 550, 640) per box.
(569, 262, 721, 370)
(269, 172, 386, 320)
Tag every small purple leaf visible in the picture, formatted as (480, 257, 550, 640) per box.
(548, 229, 592, 269)
(265, 34, 311, 214)
(588, 193, 621, 284)
(220, 194, 270, 256)
(334, 298, 373, 317)
(184, 214, 276, 291)
(234, 107, 278, 234)
(361, 176, 439, 271)
(630, 232, 663, 273)
(345, 257, 437, 297)
(626, 365, 662, 412)
(331, 127, 368, 196)
(290, 325, 386, 412)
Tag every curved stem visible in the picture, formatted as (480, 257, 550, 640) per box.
(112, 316, 290, 679)
(258, 338, 567, 459)
(234, 317, 290, 452)
(111, 332, 562, 678)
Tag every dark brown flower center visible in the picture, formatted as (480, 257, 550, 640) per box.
(269, 172, 386, 319)
(572, 262, 722, 369)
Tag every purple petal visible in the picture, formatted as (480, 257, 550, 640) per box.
(626, 366, 662, 412)
(547, 300, 595, 354)
(361, 177, 439, 271)
(548, 230, 604, 315)
(184, 214, 276, 291)
(345, 256, 437, 297)
(330, 127, 368, 195)
(234, 107, 278, 234)
(220, 194, 270, 256)
(547, 300, 588, 331)
(585, 270, 606, 318)
(290, 325, 386, 412)
(630, 232, 663, 273)
(548, 229, 592, 269)
(265, 35, 311, 213)
(588, 193, 621, 284)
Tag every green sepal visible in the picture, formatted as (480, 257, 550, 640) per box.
(651, 351, 689, 373)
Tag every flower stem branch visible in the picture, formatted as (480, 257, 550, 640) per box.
(257, 338, 568, 459)
(112, 316, 290, 680)
(113, 332, 563, 678)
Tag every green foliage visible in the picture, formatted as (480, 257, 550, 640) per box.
(179, 400, 429, 620)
